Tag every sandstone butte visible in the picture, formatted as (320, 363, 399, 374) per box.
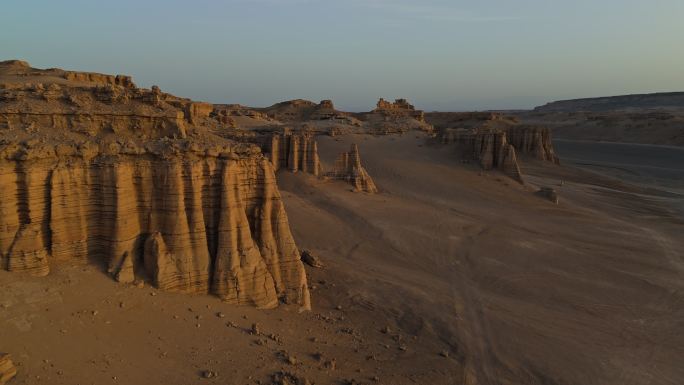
(0, 59, 310, 311)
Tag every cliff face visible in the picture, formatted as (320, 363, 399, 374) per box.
(247, 129, 377, 193)
(434, 111, 560, 181)
(506, 125, 559, 164)
(442, 128, 524, 183)
(267, 130, 321, 176)
(534, 92, 684, 112)
(0, 353, 16, 385)
(259, 99, 360, 126)
(356, 98, 433, 134)
(325, 144, 378, 193)
(425, 112, 518, 130)
(373, 98, 425, 122)
(0, 136, 310, 311)
(0, 60, 310, 310)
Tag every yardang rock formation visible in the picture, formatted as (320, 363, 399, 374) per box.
(431, 112, 560, 183)
(0, 60, 310, 310)
(0, 60, 561, 310)
(326, 144, 378, 193)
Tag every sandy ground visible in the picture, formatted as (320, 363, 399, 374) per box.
(2, 133, 683, 385)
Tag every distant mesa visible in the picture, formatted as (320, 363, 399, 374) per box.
(534, 92, 684, 112)
(0, 59, 30, 70)
(355, 98, 433, 134)
(260, 99, 361, 127)
(521, 92, 684, 146)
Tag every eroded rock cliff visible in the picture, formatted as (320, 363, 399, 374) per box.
(357, 98, 433, 134)
(506, 125, 559, 164)
(0, 353, 16, 385)
(442, 128, 524, 183)
(325, 144, 378, 193)
(267, 129, 321, 176)
(0, 60, 310, 310)
(260, 99, 360, 127)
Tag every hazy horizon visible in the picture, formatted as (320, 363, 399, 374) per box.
(2, 0, 684, 111)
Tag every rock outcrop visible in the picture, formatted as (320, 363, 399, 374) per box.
(0, 353, 16, 385)
(425, 112, 517, 130)
(325, 144, 378, 193)
(260, 99, 360, 126)
(442, 128, 524, 183)
(357, 98, 433, 134)
(537, 187, 559, 204)
(374, 98, 425, 121)
(433, 111, 561, 181)
(0, 60, 310, 310)
(506, 125, 559, 164)
(211, 104, 275, 127)
(301, 250, 324, 268)
(267, 129, 321, 176)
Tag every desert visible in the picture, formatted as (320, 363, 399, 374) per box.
(4, 3, 684, 384)
(0, 57, 682, 385)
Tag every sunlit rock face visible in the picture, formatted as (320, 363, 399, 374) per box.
(0, 60, 310, 310)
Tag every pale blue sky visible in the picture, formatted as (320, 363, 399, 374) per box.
(2, 0, 683, 111)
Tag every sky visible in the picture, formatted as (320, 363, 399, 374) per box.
(2, 0, 684, 111)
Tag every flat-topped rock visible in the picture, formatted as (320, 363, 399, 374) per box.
(0, 60, 311, 310)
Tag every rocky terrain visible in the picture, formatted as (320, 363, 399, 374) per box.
(3, 60, 682, 385)
(0, 354, 16, 385)
(428, 112, 559, 183)
(324, 144, 378, 193)
(516, 92, 684, 146)
(0, 59, 310, 309)
(354, 98, 433, 135)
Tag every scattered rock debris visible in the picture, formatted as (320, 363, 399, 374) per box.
(301, 250, 324, 268)
(271, 371, 311, 385)
(201, 370, 217, 379)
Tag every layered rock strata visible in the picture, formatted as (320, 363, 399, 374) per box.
(0, 353, 16, 385)
(443, 128, 524, 183)
(374, 98, 426, 122)
(429, 112, 559, 165)
(267, 130, 321, 176)
(506, 125, 559, 164)
(425, 111, 518, 130)
(325, 144, 378, 193)
(534, 91, 684, 112)
(0, 60, 310, 310)
(260, 99, 360, 126)
(356, 98, 433, 134)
